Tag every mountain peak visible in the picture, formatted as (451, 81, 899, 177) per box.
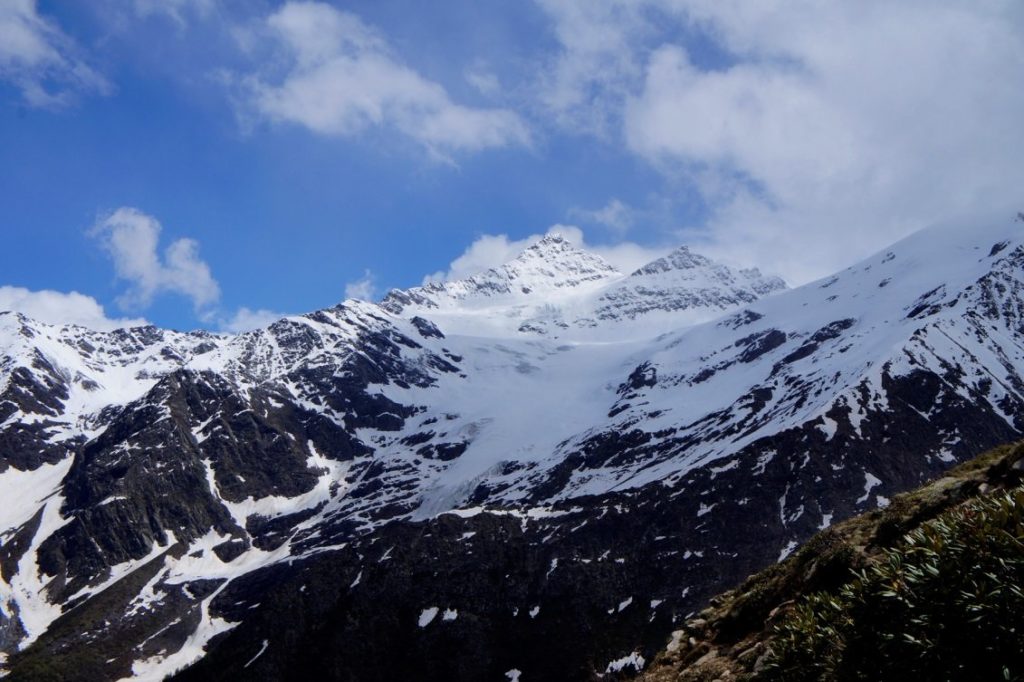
(504, 234, 619, 278)
(379, 234, 621, 320)
(533, 233, 569, 247)
(630, 245, 711, 276)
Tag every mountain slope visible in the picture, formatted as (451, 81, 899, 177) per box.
(1, 221, 1023, 680)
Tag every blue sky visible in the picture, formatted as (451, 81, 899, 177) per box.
(1, 1, 1022, 332)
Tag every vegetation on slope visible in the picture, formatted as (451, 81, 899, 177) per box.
(641, 442, 1024, 681)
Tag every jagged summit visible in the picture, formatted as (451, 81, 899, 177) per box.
(379, 234, 621, 319)
(630, 245, 712, 275)
(630, 245, 785, 293)
(475, 233, 621, 294)
(590, 246, 788, 325)
(381, 233, 787, 338)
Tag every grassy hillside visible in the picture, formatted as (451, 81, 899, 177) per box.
(641, 442, 1024, 681)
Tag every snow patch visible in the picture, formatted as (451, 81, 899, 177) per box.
(605, 651, 646, 674)
(418, 607, 439, 627)
(243, 639, 269, 669)
(856, 472, 882, 504)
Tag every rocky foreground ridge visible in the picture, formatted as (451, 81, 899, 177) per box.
(640, 440, 1024, 681)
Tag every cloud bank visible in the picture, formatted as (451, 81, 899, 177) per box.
(537, 0, 1024, 282)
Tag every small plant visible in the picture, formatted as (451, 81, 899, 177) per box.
(764, 487, 1024, 680)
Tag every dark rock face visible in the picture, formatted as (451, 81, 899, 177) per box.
(0, 361, 76, 471)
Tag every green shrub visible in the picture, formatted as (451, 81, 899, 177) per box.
(765, 487, 1024, 681)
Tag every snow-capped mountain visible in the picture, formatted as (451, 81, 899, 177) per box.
(380, 234, 786, 339)
(591, 245, 786, 323)
(2, 221, 1024, 681)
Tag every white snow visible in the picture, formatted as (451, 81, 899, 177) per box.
(817, 416, 838, 440)
(0, 459, 71, 539)
(418, 607, 439, 627)
(243, 640, 269, 668)
(605, 651, 646, 674)
(0, 458, 74, 647)
(857, 472, 883, 504)
(123, 579, 236, 682)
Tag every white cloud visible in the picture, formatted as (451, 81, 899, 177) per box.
(235, 2, 531, 157)
(345, 269, 377, 301)
(219, 306, 286, 333)
(133, 0, 214, 27)
(534, 0, 1024, 284)
(90, 207, 221, 312)
(425, 224, 669, 283)
(0, 0, 111, 107)
(570, 198, 635, 234)
(0, 286, 147, 331)
(464, 66, 501, 96)
(533, 0, 651, 136)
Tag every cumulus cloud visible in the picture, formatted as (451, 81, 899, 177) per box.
(535, 0, 1024, 283)
(235, 2, 531, 157)
(219, 306, 286, 333)
(345, 269, 377, 301)
(0, 0, 111, 107)
(424, 224, 669, 283)
(0, 286, 147, 330)
(90, 207, 221, 313)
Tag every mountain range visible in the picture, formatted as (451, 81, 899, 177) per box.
(1, 219, 1023, 681)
